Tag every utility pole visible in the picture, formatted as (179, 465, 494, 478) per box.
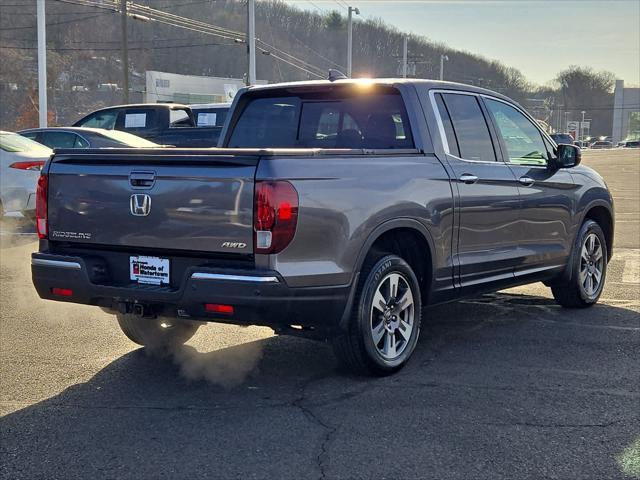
(246, 0, 256, 85)
(36, 0, 47, 127)
(439, 54, 448, 81)
(346, 6, 360, 78)
(120, 0, 129, 103)
(580, 110, 586, 141)
(401, 36, 408, 78)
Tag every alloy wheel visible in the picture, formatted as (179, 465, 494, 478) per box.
(370, 272, 415, 360)
(579, 233, 604, 297)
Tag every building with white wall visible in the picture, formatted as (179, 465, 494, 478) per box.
(612, 80, 640, 143)
(144, 71, 266, 104)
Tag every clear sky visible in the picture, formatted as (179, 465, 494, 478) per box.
(283, 0, 640, 86)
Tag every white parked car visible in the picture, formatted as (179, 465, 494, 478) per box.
(0, 131, 51, 221)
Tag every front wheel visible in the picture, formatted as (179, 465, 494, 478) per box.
(116, 314, 200, 348)
(551, 219, 608, 308)
(332, 254, 422, 376)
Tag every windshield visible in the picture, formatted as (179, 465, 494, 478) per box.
(98, 130, 159, 147)
(0, 132, 51, 153)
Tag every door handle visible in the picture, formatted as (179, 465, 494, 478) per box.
(459, 174, 479, 185)
(518, 177, 535, 187)
(129, 171, 156, 188)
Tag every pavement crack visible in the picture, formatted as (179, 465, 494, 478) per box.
(290, 373, 338, 480)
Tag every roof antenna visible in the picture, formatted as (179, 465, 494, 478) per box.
(328, 69, 347, 82)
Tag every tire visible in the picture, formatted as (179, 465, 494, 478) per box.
(552, 219, 608, 308)
(332, 254, 422, 376)
(116, 314, 200, 348)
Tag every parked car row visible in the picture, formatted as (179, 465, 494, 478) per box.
(551, 133, 640, 150)
(1, 102, 231, 221)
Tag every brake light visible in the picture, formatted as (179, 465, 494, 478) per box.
(9, 161, 45, 171)
(36, 174, 48, 239)
(205, 303, 234, 314)
(254, 181, 298, 254)
(52, 288, 73, 297)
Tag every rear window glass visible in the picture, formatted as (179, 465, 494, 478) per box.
(227, 91, 414, 149)
(194, 108, 228, 127)
(77, 110, 117, 130)
(1, 132, 50, 153)
(169, 109, 193, 127)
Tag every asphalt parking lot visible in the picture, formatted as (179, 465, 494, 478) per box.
(1, 149, 638, 480)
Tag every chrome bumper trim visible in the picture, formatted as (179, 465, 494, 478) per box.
(191, 272, 280, 283)
(31, 258, 82, 270)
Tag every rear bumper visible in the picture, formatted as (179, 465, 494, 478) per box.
(31, 252, 350, 334)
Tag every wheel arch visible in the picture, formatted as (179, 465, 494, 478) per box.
(580, 200, 614, 262)
(338, 218, 436, 331)
(355, 219, 435, 299)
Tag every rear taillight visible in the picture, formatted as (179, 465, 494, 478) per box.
(9, 161, 45, 171)
(254, 181, 298, 254)
(51, 288, 73, 297)
(205, 303, 234, 315)
(36, 174, 48, 239)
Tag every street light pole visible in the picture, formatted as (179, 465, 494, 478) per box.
(247, 0, 256, 85)
(439, 54, 449, 81)
(580, 110, 586, 141)
(120, 0, 129, 103)
(36, 0, 47, 127)
(346, 6, 360, 78)
(402, 36, 408, 78)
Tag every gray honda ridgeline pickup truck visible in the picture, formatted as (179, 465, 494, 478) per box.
(32, 79, 614, 375)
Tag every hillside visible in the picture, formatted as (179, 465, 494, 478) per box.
(0, 0, 613, 133)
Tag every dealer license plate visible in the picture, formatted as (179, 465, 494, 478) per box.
(130, 255, 170, 285)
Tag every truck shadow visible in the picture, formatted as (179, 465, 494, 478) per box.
(1, 292, 638, 478)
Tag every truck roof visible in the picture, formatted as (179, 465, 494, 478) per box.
(244, 78, 514, 103)
(88, 103, 192, 111)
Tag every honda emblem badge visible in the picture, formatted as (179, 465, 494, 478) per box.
(130, 194, 151, 216)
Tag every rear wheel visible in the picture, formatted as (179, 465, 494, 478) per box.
(551, 219, 607, 308)
(332, 254, 422, 376)
(116, 314, 199, 348)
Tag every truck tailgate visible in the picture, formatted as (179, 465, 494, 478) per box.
(46, 149, 259, 254)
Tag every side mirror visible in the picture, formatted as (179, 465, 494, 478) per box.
(556, 143, 581, 168)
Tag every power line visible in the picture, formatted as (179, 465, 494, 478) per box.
(0, 13, 108, 31)
(0, 41, 241, 51)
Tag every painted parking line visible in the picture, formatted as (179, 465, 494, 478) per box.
(617, 249, 640, 284)
(622, 258, 640, 284)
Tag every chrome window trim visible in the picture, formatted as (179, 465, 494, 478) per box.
(31, 258, 82, 270)
(191, 272, 280, 283)
(429, 89, 555, 168)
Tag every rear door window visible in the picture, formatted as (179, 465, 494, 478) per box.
(227, 91, 414, 149)
(434, 93, 460, 157)
(442, 93, 496, 162)
(41, 131, 80, 149)
(76, 110, 118, 130)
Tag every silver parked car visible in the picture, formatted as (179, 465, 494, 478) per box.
(0, 131, 51, 220)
